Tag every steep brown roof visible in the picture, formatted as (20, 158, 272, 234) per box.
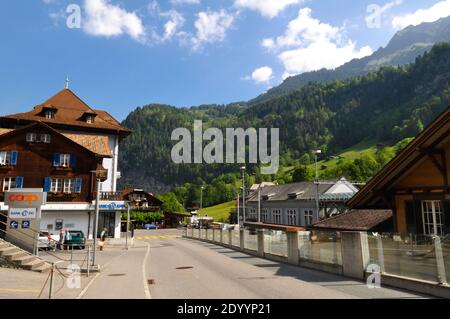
(61, 132, 112, 157)
(1, 89, 130, 136)
(312, 210, 393, 231)
(0, 128, 13, 136)
(347, 106, 450, 208)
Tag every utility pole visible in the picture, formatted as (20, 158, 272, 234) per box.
(92, 177, 100, 266)
(237, 191, 240, 226)
(314, 150, 322, 221)
(258, 185, 261, 223)
(241, 166, 246, 226)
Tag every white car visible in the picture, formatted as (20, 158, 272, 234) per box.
(38, 231, 60, 250)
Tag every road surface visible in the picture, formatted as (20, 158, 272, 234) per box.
(0, 229, 431, 299)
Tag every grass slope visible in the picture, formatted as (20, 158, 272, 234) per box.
(201, 201, 235, 222)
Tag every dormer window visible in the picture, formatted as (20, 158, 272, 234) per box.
(26, 133, 37, 142)
(86, 115, 94, 124)
(41, 134, 51, 143)
(45, 110, 55, 119)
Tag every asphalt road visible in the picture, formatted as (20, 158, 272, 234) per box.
(142, 229, 427, 299)
(0, 229, 431, 299)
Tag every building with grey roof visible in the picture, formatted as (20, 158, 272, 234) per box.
(245, 178, 358, 227)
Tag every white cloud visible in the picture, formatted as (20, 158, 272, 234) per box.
(234, 0, 304, 18)
(263, 8, 372, 76)
(191, 10, 234, 50)
(83, 0, 145, 41)
(162, 10, 185, 40)
(250, 66, 274, 84)
(392, 0, 450, 29)
(170, 0, 200, 4)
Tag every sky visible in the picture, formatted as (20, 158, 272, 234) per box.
(1, 0, 450, 121)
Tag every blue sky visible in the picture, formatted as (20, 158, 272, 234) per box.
(0, 0, 449, 121)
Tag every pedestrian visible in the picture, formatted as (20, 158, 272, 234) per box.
(99, 228, 107, 251)
(58, 229, 65, 251)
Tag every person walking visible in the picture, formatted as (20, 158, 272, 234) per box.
(58, 229, 65, 251)
(99, 228, 107, 251)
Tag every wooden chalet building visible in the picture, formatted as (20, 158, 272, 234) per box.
(0, 88, 131, 238)
(347, 106, 450, 237)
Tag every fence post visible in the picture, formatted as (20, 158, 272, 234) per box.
(205, 228, 208, 241)
(341, 231, 370, 280)
(87, 246, 91, 277)
(287, 231, 299, 265)
(212, 229, 216, 242)
(240, 228, 245, 250)
(434, 236, 447, 285)
(191, 227, 194, 238)
(49, 263, 55, 299)
(257, 229, 264, 257)
(220, 229, 223, 244)
(228, 229, 232, 246)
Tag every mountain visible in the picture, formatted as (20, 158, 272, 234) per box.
(252, 16, 450, 104)
(119, 43, 450, 193)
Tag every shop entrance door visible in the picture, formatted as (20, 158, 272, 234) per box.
(98, 212, 116, 238)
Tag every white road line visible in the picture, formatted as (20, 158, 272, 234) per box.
(142, 242, 152, 299)
(75, 250, 128, 300)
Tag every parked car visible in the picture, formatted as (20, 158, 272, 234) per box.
(144, 224, 159, 230)
(64, 230, 86, 249)
(38, 231, 60, 250)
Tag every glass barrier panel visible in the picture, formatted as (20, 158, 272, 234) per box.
(244, 229, 258, 251)
(374, 234, 439, 283)
(193, 228, 200, 238)
(222, 230, 230, 244)
(207, 229, 214, 241)
(264, 230, 287, 257)
(442, 235, 450, 284)
(231, 229, 240, 247)
(298, 231, 342, 265)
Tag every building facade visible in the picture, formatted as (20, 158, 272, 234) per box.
(0, 88, 131, 239)
(245, 178, 358, 227)
(348, 106, 450, 237)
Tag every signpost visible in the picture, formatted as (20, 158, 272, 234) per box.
(5, 189, 46, 255)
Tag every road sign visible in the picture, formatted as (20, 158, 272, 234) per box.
(8, 207, 37, 219)
(10, 221, 19, 229)
(5, 189, 47, 208)
(21, 220, 31, 229)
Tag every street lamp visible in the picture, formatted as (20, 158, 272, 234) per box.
(313, 150, 322, 222)
(240, 166, 246, 226)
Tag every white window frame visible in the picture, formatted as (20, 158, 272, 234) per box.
(287, 209, 298, 226)
(41, 134, 51, 143)
(272, 209, 282, 224)
(86, 115, 94, 124)
(0, 151, 11, 166)
(305, 210, 314, 226)
(45, 110, 55, 119)
(262, 209, 269, 223)
(422, 200, 444, 236)
(51, 178, 63, 193)
(2, 177, 16, 192)
(63, 179, 76, 194)
(26, 133, 37, 142)
(60, 154, 71, 168)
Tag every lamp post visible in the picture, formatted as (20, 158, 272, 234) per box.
(92, 177, 100, 266)
(240, 166, 246, 226)
(314, 150, 322, 221)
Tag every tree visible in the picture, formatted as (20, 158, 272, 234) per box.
(157, 192, 185, 212)
(292, 165, 314, 182)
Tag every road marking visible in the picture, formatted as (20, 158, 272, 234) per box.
(0, 288, 40, 293)
(75, 250, 128, 299)
(142, 242, 152, 300)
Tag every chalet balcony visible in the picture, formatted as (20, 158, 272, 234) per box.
(97, 191, 123, 201)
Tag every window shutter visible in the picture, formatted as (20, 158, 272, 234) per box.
(70, 155, 77, 168)
(15, 177, 24, 188)
(53, 153, 60, 167)
(75, 178, 82, 193)
(43, 177, 51, 192)
(10, 151, 18, 166)
(414, 201, 423, 235)
(444, 201, 450, 235)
